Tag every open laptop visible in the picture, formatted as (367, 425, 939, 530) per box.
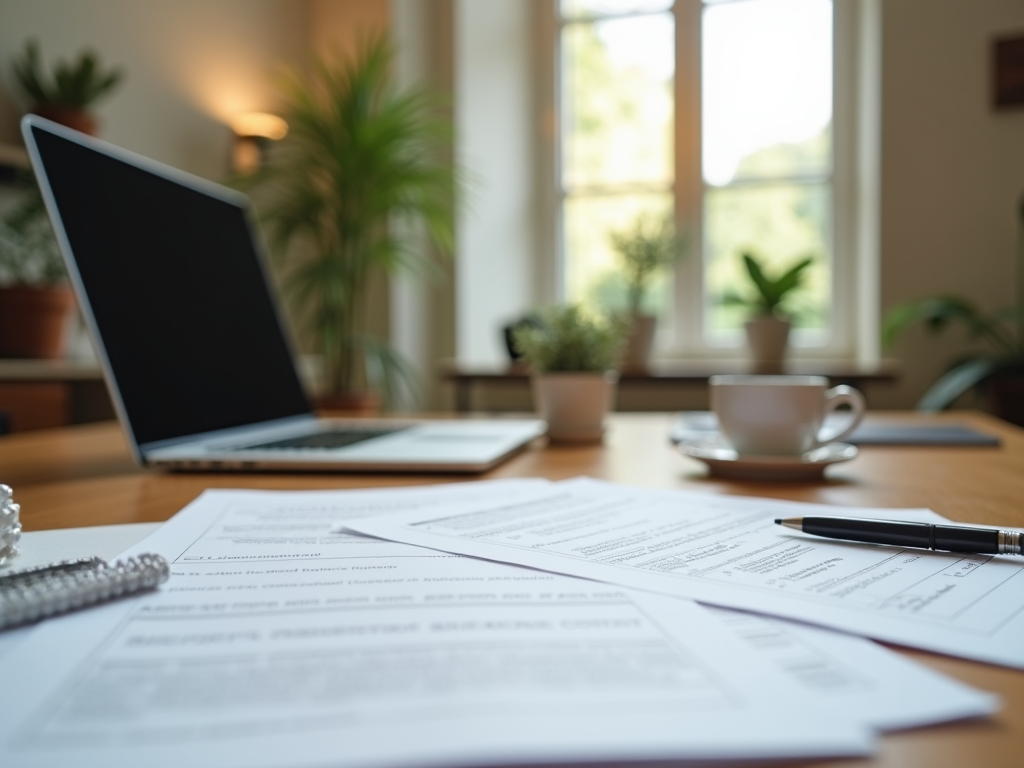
(22, 115, 545, 472)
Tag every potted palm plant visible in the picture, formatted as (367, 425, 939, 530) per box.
(12, 39, 124, 135)
(513, 305, 626, 444)
(722, 252, 814, 373)
(608, 212, 684, 372)
(244, 38, 458, 409)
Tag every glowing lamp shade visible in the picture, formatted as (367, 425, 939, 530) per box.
(230, 112, 288, 140)
(230, 112, 288, 174)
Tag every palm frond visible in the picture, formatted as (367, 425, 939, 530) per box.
(247, 35, 460, 397)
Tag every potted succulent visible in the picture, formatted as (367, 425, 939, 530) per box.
(12, 39, 124, 135)
(243, 38, 458, 410)
(513, 305, 626, 444)
(0, 188, 73, 358)
(608, 212, 684, 372)
(722, 252, 814, 373)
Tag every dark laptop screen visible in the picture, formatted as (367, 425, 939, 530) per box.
(30, 124, 311, 447)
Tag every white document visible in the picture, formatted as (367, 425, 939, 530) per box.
(344, 477, 1024, 668)
(0, 482, 872, 768)
(699, 607, 996, 731)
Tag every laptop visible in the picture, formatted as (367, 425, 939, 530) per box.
(22, 115, 545, 472)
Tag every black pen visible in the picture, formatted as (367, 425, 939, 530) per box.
(775, 516, 1023, 556)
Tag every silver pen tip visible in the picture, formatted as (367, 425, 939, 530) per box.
(777, 518, 803, 532)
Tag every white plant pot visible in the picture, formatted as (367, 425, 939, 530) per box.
(744, 315, 791, 374)
(620, 314, 657, 373)
(532, 372, 617, 444)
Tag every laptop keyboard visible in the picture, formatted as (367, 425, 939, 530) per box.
(237, 428, 408, 451)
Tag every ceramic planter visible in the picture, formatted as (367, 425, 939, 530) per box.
(744, 315, 791, 374)
(32, 105, 98, 136)
(0, 285, 75, 359)
(532, 371, 617, 444)
(620, 314, 657, 373)
(316, 390, 380, 415)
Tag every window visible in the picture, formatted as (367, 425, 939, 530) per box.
(559, 1, 675, 316)
(554, 0, 873, 359)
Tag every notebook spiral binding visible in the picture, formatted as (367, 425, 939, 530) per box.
(0, 553, 170, 630)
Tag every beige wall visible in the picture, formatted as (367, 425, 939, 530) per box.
(0, 0, 392, 394)
(876, 0, 1024, 409)
(310, 0, 390, 60)
(4, 1, 1022, 410)
(0, 0, 390, 181)
(0, 0, 315, 181)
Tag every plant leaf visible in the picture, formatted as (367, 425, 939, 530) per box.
(742, 253, 776, 310)
(770, 256, 813, 299)
(917, 358, 998, 412)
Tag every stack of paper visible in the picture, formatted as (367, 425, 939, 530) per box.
(0, 479, 1006, 768)
(346, 478, 1024, 668)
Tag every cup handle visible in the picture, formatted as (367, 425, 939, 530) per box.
(816, 385, 866, 446)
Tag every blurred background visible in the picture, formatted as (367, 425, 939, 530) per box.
(0, 0, 1022, 430)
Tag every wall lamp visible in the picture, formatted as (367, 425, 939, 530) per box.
(229, 112, 288, 174)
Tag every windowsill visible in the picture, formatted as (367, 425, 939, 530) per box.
(442, 357, 900, 380)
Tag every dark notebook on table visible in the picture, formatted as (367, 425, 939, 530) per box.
(671, 412, 1001, 447)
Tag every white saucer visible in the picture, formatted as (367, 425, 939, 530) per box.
(676, 436, 858, 481)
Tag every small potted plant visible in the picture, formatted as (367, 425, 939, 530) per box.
(513, 305, 626, 444)
(0, 188, 73, 358)
(722, 252, 814, 373)
(12, 39, 124, 135)
(608, 212, 684, 372)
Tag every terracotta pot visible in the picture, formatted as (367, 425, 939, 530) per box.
(31, 105, 98, 136)
(532, 371, 617, 444)
(620, 314, 657, 373)
(316, 390, 380, 416)
(0, 285, 75, 359)
(744, 315, 791, 374)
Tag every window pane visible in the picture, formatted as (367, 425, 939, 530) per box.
(562, 14, 674, 189)
(565, 193, 673, 315)
(702, 0, 832, 186)
(561, 0, 673, 20)
(704, 184, 830, 334)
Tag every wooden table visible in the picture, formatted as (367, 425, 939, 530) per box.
(3, 411, 1022, 767)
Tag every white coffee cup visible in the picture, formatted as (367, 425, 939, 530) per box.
(709, 375, 866, 456)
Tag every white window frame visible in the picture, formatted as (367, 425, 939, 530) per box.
(543, 0, 880, 364)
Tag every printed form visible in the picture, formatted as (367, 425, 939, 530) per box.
(0, 481, 881, 768)
(345, 478, 1024, 668)
(0, 481, 998, 768)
